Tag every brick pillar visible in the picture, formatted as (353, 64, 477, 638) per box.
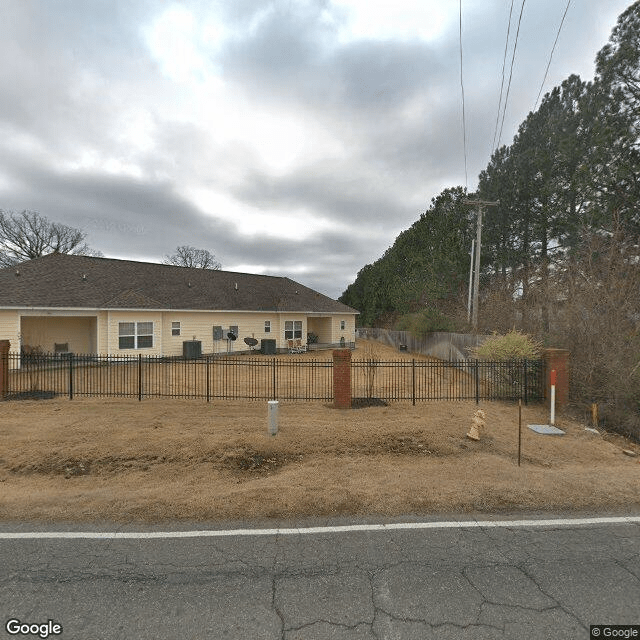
(0, 340, 9, 399)
(543, 348, 570, 409)
(333, 349, 352, 409)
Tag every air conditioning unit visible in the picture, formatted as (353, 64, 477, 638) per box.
(260, 339, 277, 355)
(183, 340, 202, 359)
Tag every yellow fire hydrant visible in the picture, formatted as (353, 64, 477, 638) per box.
(467, 409, 486, 441)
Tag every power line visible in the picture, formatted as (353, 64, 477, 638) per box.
(497, 0, 526, 149)
(492, 0, 516, 153)
(459, 0, 468, 189)
(533, 0, 571, 111)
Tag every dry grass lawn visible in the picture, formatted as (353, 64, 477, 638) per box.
(1, 388, 639, 523)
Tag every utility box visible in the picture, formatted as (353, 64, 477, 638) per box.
(261, 339, 277, 355)
(183, 340, 202, 359)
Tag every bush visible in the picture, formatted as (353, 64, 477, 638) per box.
(394, 308, 455, 337)
(468, 330, 543, 401)
(470, 329, 542, 361)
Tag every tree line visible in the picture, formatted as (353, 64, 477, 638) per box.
(341, 2, 639, 327)
(340, 2, 640, 436)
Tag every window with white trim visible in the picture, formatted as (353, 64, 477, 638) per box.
(284, 320, 302, 340)
(264, 320, 271, 333)
(340, 320, 346, 330)
(171, 321, 181, 336)
(119, 322, 154, 349)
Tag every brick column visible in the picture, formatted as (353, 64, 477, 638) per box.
(0, 340, 9, 399)
(543, 348, 570, 409)
(333, 349, 352, 409)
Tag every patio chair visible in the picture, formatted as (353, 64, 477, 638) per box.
(294, 338, 307, 353)
(288, 339, 305, 354)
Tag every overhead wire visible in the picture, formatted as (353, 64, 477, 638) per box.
(491, 0, 516, 153)
(497, 0, 526, 149)
(459, 0, 468, 189)
(533, 0, 571, 111)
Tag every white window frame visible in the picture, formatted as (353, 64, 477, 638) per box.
(119, 321, 154, 350)
(264, 320, 271, 333)
(284, 320, 302, 340)
(340, 320, 346, 330)
(171, 321, 181, 337)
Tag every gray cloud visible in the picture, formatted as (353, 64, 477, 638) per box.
(0, 0, 634, 300)
(0, 149, 376, 297)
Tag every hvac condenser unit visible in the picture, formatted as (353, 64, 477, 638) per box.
(182, 340, 202, 359)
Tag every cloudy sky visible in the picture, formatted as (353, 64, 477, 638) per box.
(0, 0, 632, 298)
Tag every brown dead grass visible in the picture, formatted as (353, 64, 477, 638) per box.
(1, 388, 639, 522)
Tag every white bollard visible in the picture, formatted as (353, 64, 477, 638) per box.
(267, 400, 278, 436)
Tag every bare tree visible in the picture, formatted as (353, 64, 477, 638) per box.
(163, 245, 221, 269)
(0, 209, 103, 267)
(478, 222, 640, 439)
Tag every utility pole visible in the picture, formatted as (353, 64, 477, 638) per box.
(467, 239, 475, 323)
(464, 199, 499, 329)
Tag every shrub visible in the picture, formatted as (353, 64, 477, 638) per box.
(468, 330, 543, 401)
(394, 308, 455, 337)
(470, 330, 542, 361)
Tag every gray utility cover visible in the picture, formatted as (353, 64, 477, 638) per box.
(528, 424, 566, 435)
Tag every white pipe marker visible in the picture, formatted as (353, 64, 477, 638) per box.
(268, 400, 278, 436)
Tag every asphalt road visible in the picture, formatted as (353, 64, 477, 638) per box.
(1, 515, 639, 639)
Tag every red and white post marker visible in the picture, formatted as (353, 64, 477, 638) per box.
(550, 369, 556, 426)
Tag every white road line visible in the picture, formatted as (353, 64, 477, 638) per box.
(0, 516, 639, 540)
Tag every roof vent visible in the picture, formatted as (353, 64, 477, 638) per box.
(82, 273, 87, 281)
(188, 282, 192, 288)
(14, 269, 20, 276)
(235, 282, 238, 291)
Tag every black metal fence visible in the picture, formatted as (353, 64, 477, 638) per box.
(4, 352, 544, 403)
(5, 352, 333, 401)
(351, 358, 545, 404)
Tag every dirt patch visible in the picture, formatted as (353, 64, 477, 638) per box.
(351, 397, 389, 409)
(6, 391, 59, 401)
(220, 449, 292, 474)
(0, 346, 638, 523)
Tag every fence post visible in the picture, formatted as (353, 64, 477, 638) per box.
(412, 358, 416, 406)
(68, 353, 74, 400)
(0, 340, 9, 399)
(543, 349, 570, 409)
(333, 349, 352, 409)
(138, 353, 142, 401)
(475, 359, 480, 405)
(523, 359, 528, 406)
(206, 355, 210, 402)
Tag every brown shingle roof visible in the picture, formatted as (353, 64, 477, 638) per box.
(0, 253, 358, 314)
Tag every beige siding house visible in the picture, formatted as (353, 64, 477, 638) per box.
(0, 254, 358, 356)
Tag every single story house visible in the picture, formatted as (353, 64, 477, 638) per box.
(0, 253, 358, 356)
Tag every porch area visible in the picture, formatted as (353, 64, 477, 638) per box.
(20, 315, 98, 355)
